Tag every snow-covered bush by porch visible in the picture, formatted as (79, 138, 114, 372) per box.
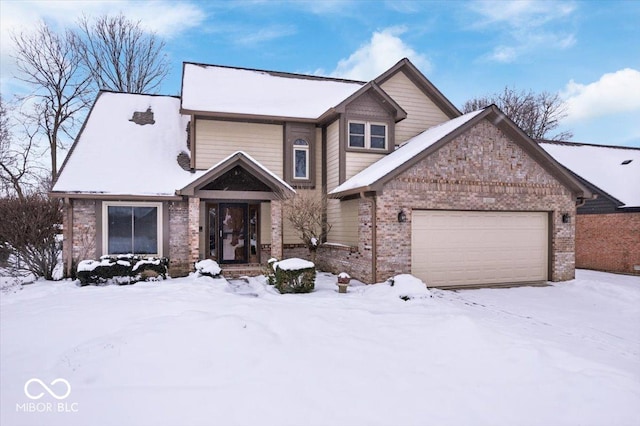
(271, 258, 316, 293)
(195, 259, 222, 277)
(76, 255, 168, 285)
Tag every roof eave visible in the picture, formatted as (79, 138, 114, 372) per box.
(49, 191, 184, 201)
(180, 108, 318, 124)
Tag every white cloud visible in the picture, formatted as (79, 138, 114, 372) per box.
(230, 25, 297, 46)
(329, 27, 431, 81)
(562, 68, 640, 122)
(470, 0, 577, 63)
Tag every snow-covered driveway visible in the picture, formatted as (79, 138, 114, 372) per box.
(1, 270, 639, 426)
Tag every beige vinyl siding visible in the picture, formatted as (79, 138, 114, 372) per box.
(381, 71, 449, 145)
(196, 120, 283, 176)
(323, 120, 358, 246)
(326, 198, 358, 246)
(326, 120, 340, 191)
(283, 128, 323, 244)
(345, 152, 385, 180)
(260, 202, 271, 244)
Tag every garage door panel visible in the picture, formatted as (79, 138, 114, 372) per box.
(411, 211, 548, 287)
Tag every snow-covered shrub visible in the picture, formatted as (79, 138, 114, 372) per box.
(195, 259, 222, 278)
(0, 195, 62, 280)
(272, 258, 316, 294)
(76, 255, 168, 285)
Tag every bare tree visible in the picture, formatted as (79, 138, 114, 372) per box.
(283, 192, 332, 263)
(462, 87, 573, 141)
(12, 22, 92, 183)
(75, 13, 169, 93)
(0, 95, 43, 199)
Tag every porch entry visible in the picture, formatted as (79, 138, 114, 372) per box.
(207, 203, 260, 264)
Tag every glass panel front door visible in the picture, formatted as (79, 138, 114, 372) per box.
(220, 204, 248, 263)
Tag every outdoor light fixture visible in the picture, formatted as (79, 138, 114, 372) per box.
(398, 209, 407, 223)
(562, 213, 571, 224)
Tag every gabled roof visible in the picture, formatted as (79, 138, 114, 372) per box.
(180, 62, 365, 121)
(539, 140, 640, 208)
(330, 105, 591, 200)
(374, 58, 461, 119)
(51, 92, 195, 198)
(177, 151, 295, 200)
(318, 81, 407, 123)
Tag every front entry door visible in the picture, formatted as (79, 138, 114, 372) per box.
(220, 203, 248, 263)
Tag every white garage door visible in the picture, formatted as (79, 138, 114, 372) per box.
(411, 210, 548, 288)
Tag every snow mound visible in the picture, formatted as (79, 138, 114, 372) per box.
(273, 258, 315, 271)
(195, 259, 222, 277)
(361, 274, 431, 301)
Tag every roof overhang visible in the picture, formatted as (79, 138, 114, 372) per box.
(177, 151, 296, 200)
(48, 192, 183, 201)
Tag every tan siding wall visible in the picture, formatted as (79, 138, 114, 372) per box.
(381, 71, 449, 145)
(326, 198, 359, 246)
(260, 202, 271, 244)
(326, 120, 340, 191)
(345, 152, 385, 180)
(196, 120, 283, 176)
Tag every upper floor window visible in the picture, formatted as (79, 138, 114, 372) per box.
(293, 139, 309, 180)
(348, 121, 387, 150)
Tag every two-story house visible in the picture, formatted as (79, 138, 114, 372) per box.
(51, 58, 591, 288)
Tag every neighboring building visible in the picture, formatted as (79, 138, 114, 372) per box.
(51, 59, 591, 288)
(539, 141, 640, 275)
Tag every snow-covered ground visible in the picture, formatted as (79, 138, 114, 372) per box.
(1, 270, 639, 426)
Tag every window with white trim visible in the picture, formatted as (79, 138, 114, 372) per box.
(103, 202, 162, 256)
(293, 139, 309, 180)
(348, 121, 387, 150)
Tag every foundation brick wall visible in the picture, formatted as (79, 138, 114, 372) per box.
(576, 213, 640, 274)
(317, 198, 374, 283)
(168, 200, 190, 277)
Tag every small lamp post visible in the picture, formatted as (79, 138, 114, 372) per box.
(337, 272, 351, 293)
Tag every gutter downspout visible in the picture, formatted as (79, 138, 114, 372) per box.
(360, 192, 376, 283)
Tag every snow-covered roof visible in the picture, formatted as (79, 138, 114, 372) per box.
(53, 92, 198, 197)
(539, 141, 640, 207)
(181, 63, 365, 119)
(330, 109, 486, 195)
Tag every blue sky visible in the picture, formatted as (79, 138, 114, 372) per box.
(1, 0, 639, 147)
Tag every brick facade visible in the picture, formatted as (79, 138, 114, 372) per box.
(168, 200, 190, 277)
(187, 197, 200, 268)
(321, 119, 578, 284)
(270, 200, 283, 259)
(69, 199, 97, 272)
(576, 213, 640, 275)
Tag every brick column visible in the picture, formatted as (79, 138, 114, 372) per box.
(188, 197, 200, 267)
(270, 199, 283, 259)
